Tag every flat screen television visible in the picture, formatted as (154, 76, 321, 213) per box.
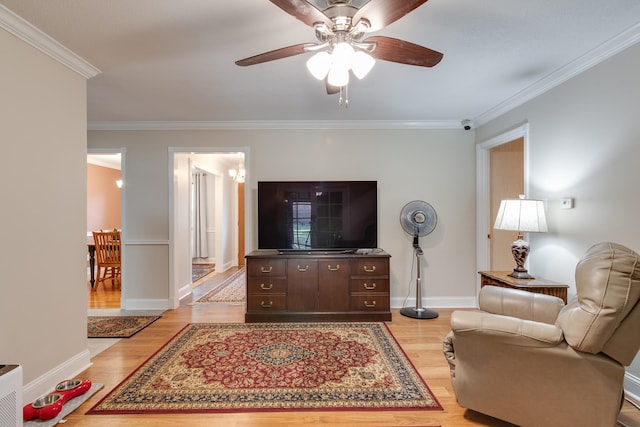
(258, 181, 377, 252)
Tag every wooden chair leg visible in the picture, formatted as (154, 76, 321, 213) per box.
(93, 267, 102, 291)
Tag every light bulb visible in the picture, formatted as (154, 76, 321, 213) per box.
(331, 42, 355, 70)
(306, 51, 331, 80)
(327, 66, 349, 87)
(351, 51, 375, 79)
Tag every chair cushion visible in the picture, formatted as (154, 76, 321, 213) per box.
(556, 242, 640, 355)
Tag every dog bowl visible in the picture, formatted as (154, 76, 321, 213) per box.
(55, 379, 82, 391)
(31, 393, 62, 409)
(54, 378, 92, 404)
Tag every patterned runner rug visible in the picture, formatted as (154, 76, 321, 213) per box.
(88, 316, 161, 338)
(192, 263, 216, 282)
(87, 322, 442, 414)
(193, 267, 245, 304)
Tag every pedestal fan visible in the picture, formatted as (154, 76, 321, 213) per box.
(399, 200, 438, 319)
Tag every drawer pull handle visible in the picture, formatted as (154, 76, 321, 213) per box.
(363, 265, 376, 273)
(297, 265, 309, 272)
(363, 282, 376, 290)
(260, 301, 273, 308)
(260, 266, 273, 273)
(364, 301, 377, 308)
(260, 283, 273, 290)
(327, 264, 340, 271)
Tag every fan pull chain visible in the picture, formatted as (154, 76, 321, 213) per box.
(338, 85, 349, 108)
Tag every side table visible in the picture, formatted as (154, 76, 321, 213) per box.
(479, 271, 569, 304)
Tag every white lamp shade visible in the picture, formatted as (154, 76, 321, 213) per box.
(494, 198, 548, 233)
(351, 51, 375, 79)
(306, 51, 331, 80)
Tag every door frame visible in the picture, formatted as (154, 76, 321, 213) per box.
(476, 122, 530, 295)
(168, 147, 249, 308)
(87, 147, 126, 308)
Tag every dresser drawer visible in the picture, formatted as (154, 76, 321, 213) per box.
(350, 278, 389, 293)
(246, 259, 286, 276)
(247, 277, 287, 294)
(247, 295, 287, 311)
(350, 295, 390, 311)
(351, 258, 389, 276)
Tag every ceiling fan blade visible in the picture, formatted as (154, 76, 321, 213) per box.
(365, 36, 443, 67)
(353, 0, 429, 32)
(235, 43, 316, 66)
(325, 79, 340, 95)
(269, 0, 331, 27)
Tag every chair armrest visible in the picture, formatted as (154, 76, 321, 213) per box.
(479, 285, 565, 324)
(451, 310, 564, 346)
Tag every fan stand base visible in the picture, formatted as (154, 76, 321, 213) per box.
(400, 307, 439, 319)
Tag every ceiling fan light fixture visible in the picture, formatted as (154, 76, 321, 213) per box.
(236, 0, 444, 106)
(306, 51, 332, 80)
(327, 66, 350, 87)
(351, 50, 375, 79)
(331, 42, 355, 69)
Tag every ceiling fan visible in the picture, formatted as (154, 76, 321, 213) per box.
(235, 0, 443, 97)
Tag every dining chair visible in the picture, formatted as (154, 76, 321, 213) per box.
(92, 230, 121, 290)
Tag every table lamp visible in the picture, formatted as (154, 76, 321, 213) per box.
(493, 195, 548, 279)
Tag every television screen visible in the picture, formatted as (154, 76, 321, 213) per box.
(258, 181, 377, 252)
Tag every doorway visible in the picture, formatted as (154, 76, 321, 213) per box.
(169, 149, 246, 308)
(87, 151, 124, 309)
(489, 138, 524, 270)
(190, 165, 217, 285)
(476, 123, 529, 292)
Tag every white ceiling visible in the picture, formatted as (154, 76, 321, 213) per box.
(87, 153, 121, 170)
(2, 0, 640, 128)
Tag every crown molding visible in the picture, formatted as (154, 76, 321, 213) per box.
(474, 22, 640, 127)
(0, 4, 100, 79)
(87, 120, 462, 131)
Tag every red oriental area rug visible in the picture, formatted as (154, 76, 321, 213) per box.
(88, 322, 442, 414)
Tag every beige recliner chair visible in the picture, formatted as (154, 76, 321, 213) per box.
(443, 242, 640, 427)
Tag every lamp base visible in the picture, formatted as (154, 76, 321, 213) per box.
(508, 269, 535, 279)
(509, 238, 534, 279)
(400, 307, 439, 319)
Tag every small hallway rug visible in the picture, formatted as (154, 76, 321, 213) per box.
(193, 267, 245, 304)
(192, 263, 216, 282)
(88, 315, 161, 338)
(87, 322, 442, 414)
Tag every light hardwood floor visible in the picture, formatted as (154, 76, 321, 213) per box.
(81, 272, 639, 427)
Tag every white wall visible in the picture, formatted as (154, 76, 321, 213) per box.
(0, 27, 90, 400)
(475, 41, 640, 398)
(88, 129, 478, 309)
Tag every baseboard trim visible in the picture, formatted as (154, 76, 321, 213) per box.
(23, 349, 92, 404)
(121, 299, 171, 311)
(178, 283, 192, 301)
(391, 296, 478, 310)
(217, 260, 236, 273)
(625, 372, 640, 402)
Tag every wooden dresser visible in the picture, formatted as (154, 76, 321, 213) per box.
(479, 271, 569, 303)
(245, 249, 391, 322)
